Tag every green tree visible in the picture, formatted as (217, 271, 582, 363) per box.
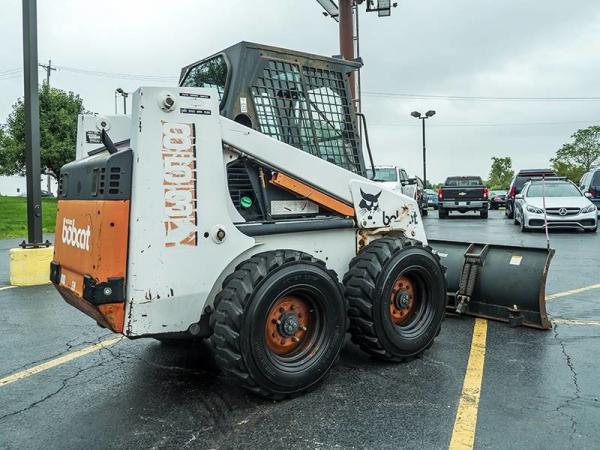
(551, 126, 600, 182)
(488, 156, 514, 189)
(0, 85, 87, 179)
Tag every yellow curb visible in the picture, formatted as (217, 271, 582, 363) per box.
(9, 246, 54, 286)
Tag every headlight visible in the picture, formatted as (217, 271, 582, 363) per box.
(581, 204, 597, 213)
(526, 205, 544, 214)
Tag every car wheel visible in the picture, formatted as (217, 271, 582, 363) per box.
(422, 208, 428, 216)
(438, 207, 448, 219)
(506, 205, 514, 219)
(520, 216, 529, 232)
(481, 209, 488, 219)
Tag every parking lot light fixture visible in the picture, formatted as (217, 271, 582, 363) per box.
(411, 110, 436, 188)
(115, 88, 129, 114)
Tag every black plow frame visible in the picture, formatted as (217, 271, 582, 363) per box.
(429, 239, 555, 330)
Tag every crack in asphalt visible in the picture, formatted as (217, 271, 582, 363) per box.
(0, 344, 118, 422)
(96, 343, 242, 436)
(0, 332, 115, 379)
(553, 324, 581, 442)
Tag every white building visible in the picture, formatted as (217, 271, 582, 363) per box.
(0, 174, 58, 197)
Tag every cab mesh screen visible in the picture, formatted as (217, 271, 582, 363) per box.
(250, 60, 362, 174)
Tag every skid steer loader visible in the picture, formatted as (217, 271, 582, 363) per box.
(51, 42, 553, 398)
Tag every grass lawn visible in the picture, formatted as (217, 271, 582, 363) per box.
(0, 196, 57, 240)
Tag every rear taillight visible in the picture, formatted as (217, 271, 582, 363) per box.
(438, 188, 443, 200)
(483, 187, 489, 200)
(510, 186, 516, 199)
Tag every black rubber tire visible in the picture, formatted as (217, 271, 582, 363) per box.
(506, 205, 514, 219)
(438, 207, 448, 219)
(585, 226, 598, 233)
(481, 209, 488, 219)
(210, 250, 347, 399)
(422, 208, 428, 216)
(343, 237, 447, 361)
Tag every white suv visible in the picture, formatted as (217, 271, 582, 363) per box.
(514, 178, 597, 232)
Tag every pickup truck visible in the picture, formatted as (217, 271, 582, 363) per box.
(438, 176, 489, 219)
(370, 165, 428, 215)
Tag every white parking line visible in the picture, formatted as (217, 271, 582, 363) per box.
(546, 284, 600, 301)
(0, 286, 16, 292)
(553, 319, 600, 326)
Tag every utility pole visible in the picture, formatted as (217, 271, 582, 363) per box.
(22, 0, 43, 246)
(38, 59, 56, 86)
(316, 0, 398, 103)
(338, 0, 355, 99)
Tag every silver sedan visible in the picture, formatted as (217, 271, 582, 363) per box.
(514, 180, 597, 232)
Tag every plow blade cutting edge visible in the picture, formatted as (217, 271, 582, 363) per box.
(429, 239, 554, 330)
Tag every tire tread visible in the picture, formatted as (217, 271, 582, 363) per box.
(343, 236, 443, 361)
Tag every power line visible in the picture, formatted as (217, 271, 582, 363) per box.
(54, 65, 178, 82)
(0, 68, 22, 75)
(0, 68, 23, 80)
(370, 120, 598, 128)
(362, 91, 600, 102)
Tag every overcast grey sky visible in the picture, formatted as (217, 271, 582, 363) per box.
(1, 0, 599, 183)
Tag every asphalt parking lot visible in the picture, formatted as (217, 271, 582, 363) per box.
(1, 210, 599, 449)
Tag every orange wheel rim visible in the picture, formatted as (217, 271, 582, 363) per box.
(390, 275, 417, 325)
(265, 295, 311, 356)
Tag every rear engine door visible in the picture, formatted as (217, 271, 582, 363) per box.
(51, 148, 132, 332)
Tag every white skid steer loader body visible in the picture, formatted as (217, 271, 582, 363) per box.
(82, 87, 424, 336)
(75, 114, 131, 160)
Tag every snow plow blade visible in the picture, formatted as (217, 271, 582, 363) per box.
(429, 239, 554, 330)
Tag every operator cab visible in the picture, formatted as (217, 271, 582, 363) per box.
(179, 42, 365, 223)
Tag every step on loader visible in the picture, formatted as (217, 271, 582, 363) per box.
(51, 42, 553, 399)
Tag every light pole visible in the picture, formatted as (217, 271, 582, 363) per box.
(116, 88, 129, 114)
(411, 110, 436, 188)
(22, 0, 43, 246)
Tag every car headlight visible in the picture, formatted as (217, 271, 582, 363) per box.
(581, 204, 597, 213)
(526, 205, 544, 214)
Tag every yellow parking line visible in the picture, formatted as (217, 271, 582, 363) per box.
(546, 284, 600, 301)
(0, 336, 122, 388)
(449, 318, 488, 450)
(0, 286, 17, 292)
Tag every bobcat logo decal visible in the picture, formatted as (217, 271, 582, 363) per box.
(359, 189, 382, 219)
